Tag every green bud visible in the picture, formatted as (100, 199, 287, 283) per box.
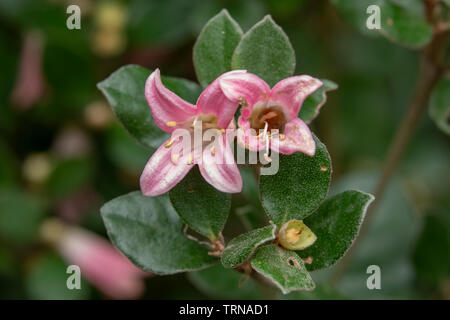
(278, 220, 317, 250)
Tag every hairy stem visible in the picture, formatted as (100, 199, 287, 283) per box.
(331, 1, 449, 284)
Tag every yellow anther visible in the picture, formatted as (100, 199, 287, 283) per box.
(279, 134, 285, 141)
(171, 153, 179, 164)
(166, 121, 177, 127)
(164, 140, 174, 148)
(211, 146, 216, 156)
(186, 154, 193, 165)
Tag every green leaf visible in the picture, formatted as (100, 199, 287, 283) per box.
(299, 190, 374, 271)
(331, 0, 432, 48)
(251, 244, 315, 294)
(188, 264, 264, 299)
(193, 9, 243, 88)
(299, 79, 338, 123)
(97, 65, 201, 150)
(101, 191, 217, 275)
(169, 166, 231, 240)
(221, 225, 276, 268)
(26, 252, 91, 300)
(0, 188, 45, 245)
(429, 78, 450, 135)
(330, 170, 420, 299)
(259, 134, 332, 225)
(232, 15, 296, 87)
(378, 1, 432, 48)
(280, 284, 347, 300)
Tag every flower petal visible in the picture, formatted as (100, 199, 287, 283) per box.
(270, 76, 322, 119)
(59, 226, 146, 299)
(277, 118, 316, 156)
(199, 134, 242, 193)
(140, 138, 194, 196)
(145, 69, 199, 133)
(196, 70, 247, 129)
(219, 72, 271, 116)
(236, 125, 266, 152)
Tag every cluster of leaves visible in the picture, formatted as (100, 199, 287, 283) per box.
(98, 10, 374, 294)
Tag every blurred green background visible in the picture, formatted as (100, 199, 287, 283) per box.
(0, 0, 449, 299)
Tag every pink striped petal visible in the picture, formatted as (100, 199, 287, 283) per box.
(196, 70, 247, 129)
(278, 118, 316, 156)
(140, 138, 194, 196)
(236, 125, 266, 152)
(219, 72, 271, 115)
(199, 134, 242, 193)
(145, 69, 199, 133)
(270, 76, 322, 120)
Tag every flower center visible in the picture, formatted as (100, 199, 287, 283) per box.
(250, 106, 285, 133)
(164, 114, 223, 164)
(166, 113, 220, 132)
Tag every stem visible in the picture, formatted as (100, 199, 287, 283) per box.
(331, 1, 449, 284)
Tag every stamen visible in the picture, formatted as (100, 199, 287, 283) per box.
(261, 121, 269, 140)
(211, 146, 216, 156)
(164, 140, 174, 148)
(279, 133, 285, 141)
(186, 154, 193, 165)
(263, 133, 272, 163)
(166, 121, 177, 127)
(171, 153, 179, 164)
(190, 116, 200, 129)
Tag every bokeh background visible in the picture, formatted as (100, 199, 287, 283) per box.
(0, 0, 449, 299)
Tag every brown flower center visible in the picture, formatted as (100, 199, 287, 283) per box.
(250, 106, 285, 133)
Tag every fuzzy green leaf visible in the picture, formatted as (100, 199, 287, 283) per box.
(169, 166, 231, 240)
(251, 244, 315, 294)
(221, 225, 276, 268)
(299, 190, 374, 271)
(280, 284, 347, 300)
(299, 79, 338, 123)
(193, 9, 243, 88)
(188, 264, 263, 299)
(232, 15, 295, 86)
(331, 0, 432, 48)
(259, 135, 332, 226)
(330, 171, 420, 299)
(101, 191, 217, 275)
(429, 78, 450, 135)
(97, 65, 201, 150)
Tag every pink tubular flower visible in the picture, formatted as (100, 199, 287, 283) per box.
(41, 219, 147, 299)
(140, 69, 245, 196)
(219, 73, 322, 157)
(11, 31, 46, 110)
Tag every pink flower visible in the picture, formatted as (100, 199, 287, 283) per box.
(219, 73, 322, 156)
(51, 222, 147, 299)
(140, 69, 245, 196)
(10, 31, 46, 110)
